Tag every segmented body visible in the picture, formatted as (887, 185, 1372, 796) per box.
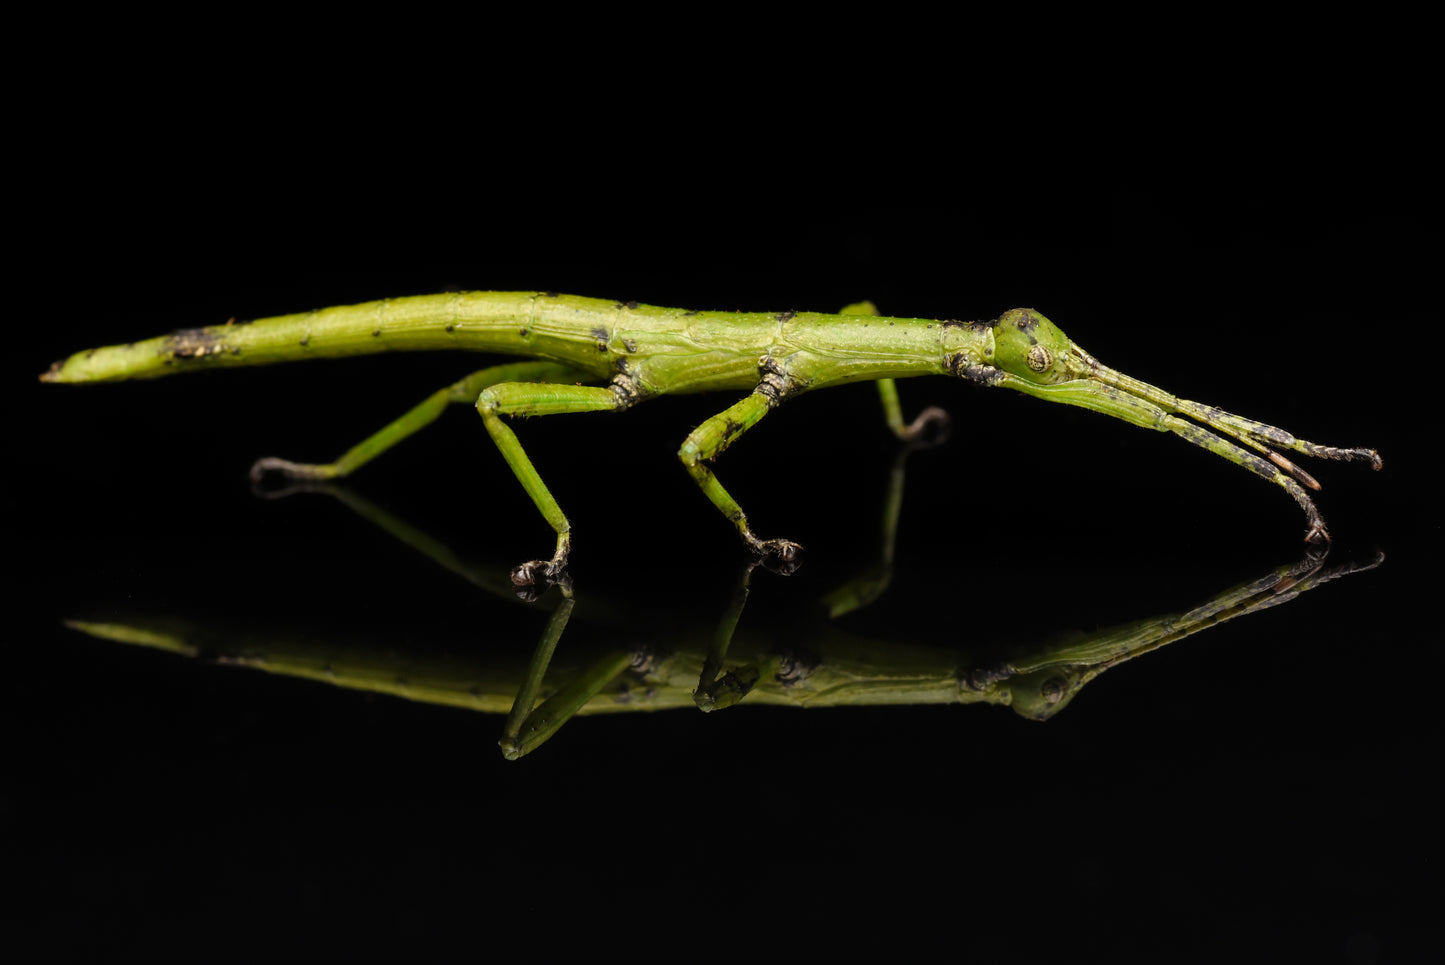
(45, 292, 989, 397)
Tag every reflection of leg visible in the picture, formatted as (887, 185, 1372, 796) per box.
(250, 361, 589, 481)
(819, 442, 914, 618)
(694, 560, 764, 712)
(497, 576, 639, 760)
(295, 482, 530, 601)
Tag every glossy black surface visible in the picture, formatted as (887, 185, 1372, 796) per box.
(10, 195, 1432, 958)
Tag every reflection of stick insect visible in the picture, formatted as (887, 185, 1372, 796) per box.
(43, 293, 1381, 583)
(64, 473, 1384, 759)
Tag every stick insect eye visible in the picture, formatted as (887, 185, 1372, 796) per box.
(1026, 344, 1053, 373)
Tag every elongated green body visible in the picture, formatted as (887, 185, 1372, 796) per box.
(43, 290, 1381, 579)
(42, 292, 982, 395)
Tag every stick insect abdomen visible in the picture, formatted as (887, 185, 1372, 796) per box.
(40, 292, 643, 384)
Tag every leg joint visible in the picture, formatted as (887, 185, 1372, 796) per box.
(678, 438, 703, 468)
(609, 371, 647, 410)
(756, 355, 807, 407)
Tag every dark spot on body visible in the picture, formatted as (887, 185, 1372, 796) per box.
(630, 648, 660, 674)
(615, 300, 639, 310)
(543, 291, 559, 298)
(1256, 424, 1292, 445)
(623, 338, 638, 353)
(684, 310, 699, 316)
(299, 334, 310, 347)
(776, 311, 796, 323)
(232, 317, 255, 326)
(776, 649, 819, 686)
(445, 323, 455, 333)
(609, 372, 645, 407)
(756, 355, 807, 406)
(967, 663, 1012, 691)
(519, 328, 529, 337)
(1015, 311, 1038, 334)
(591, 326, 610, 351)
(951, 355, 1003, 385)
(1244, 454, 1276, 478)
(166, 328, 230, 360)
(945, 319, 992, 334)
(372, 327, 382, 337)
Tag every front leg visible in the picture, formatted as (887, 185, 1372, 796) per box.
(678, 390, 802, 569)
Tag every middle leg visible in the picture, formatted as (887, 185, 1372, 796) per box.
(678, 390, 802, 566)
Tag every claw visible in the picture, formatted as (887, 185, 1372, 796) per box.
(250, 456, 336, 482)
(754, 538, 804, 576)
(761, 538, 803, 561)
(511, 560, 557, 588)
(899, 406, 952, 449)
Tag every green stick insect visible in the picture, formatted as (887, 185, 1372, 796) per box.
(42, 292, 1382, 583)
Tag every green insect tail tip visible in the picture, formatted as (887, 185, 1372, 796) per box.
(40, 357, 93, 383)
(39, 351, 97, 382)
(39, 343, 163, 384)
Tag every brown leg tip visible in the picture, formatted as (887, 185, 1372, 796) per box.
(510, 561, 549, 587)
(250, 457, 332, 482)
(754, 538, 804, 575)
(900, 406, 952, 449)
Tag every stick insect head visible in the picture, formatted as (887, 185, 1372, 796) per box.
(977, 308, 1381, 544)
(989, 308, 1089, 386)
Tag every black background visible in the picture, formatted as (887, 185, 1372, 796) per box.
(7, 84, 1437, 959)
